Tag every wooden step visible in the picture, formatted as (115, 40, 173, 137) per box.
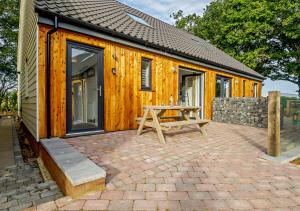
(40, 138, 106, 197)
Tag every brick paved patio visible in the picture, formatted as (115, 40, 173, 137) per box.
(31, 122, 300, 210)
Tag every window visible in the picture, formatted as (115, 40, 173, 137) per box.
(216, 76, 232, 97)
(243, 80, 246, 97)
(141, 58, 152, 91)
(253, 83, 258, 97)
(127, 13, 151, 27)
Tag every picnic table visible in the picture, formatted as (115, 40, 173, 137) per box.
(136, 105, 210, 144)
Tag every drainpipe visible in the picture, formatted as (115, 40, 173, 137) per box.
(46, 16, 58, 138)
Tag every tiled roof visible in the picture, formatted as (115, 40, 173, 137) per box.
(35, 0, 264, 79)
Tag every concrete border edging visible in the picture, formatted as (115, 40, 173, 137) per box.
(260, 146, 300, 164)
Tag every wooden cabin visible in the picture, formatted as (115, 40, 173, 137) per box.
(18, 0, 264, 141)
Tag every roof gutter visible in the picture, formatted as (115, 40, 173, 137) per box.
(36, 9, 265, 81)
(46, 16, 58, 138)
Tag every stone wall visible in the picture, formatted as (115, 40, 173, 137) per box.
(212, 97, 268, 128)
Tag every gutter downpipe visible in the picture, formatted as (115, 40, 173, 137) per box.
(46, 16, 58, 138)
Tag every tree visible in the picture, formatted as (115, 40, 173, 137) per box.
(0, 0, 19, 105)
(172, 0, 300, 96)
(0, 90, 17, 112)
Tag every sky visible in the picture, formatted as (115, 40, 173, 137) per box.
(119, 0, 299, 97)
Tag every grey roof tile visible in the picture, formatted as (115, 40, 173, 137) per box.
(35, 0, 264, 79)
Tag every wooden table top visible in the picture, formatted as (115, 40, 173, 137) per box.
(143, 105, 201, 110)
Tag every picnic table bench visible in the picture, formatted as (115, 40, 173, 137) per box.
(136, 105, 210, 144)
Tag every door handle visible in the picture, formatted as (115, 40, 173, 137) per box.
(97, 86, 102, 96)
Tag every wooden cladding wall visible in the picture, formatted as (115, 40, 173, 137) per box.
(38, 25, 262, 138)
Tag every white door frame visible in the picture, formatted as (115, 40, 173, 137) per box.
(179, 67, 205, 118)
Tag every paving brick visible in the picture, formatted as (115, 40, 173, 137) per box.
(167, 192, 189, 200)
(211, 191, 232, 199)
(235, 183, 256, 191)
(291, 196, 300, 205)
(157, 200, 181, 211)
(82, 200, 109, 210)
(146, 191, 167, 200)
(291, 206, 300, 211)
(175, 184, 196, 191)
(60, 200, 85, 210)
(0, 200, 18, 209)
(40, 190, 59, 198)
(164, 177, 182, 184)
(100, 191, 124, 200)
(249, 199, 274, 209)
(136, 184, 155, 192)
(0, 197, 7, 204)
(123, 191, 145, 200)
(156, 184, 176, 191)
(270, 197, 298, 207)
(36, 201, 57, 211)
(146, 177, 164, 184)
(133, 200, 157, 211)
(21, 207, 36, 211)
(188, 191, 212, 200)
(254, 183, 274, 191)
(203, 199, 229, 210)
(108, 200, 133, 210)
(33, 195, 60, 206)
(9, 202, 33, 211)
(180, 200, 204, 210)
(227, 199, 253, 210)
(195, 184, 217, 191)
(79, 191, 102, 200)
(272, 190, 294, 197)
(55, 196, 73, 208)
(231, 190, 254, 199)
(182, 177, 201, 184)
(215, 184, 236, 191)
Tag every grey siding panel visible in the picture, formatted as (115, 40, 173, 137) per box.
(17, 0, 38, 139)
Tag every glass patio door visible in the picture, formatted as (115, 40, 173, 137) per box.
(66, 42, 104, 134)
(184, 75, 203, 117)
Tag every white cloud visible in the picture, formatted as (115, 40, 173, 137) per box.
(118, 0, 212, 23)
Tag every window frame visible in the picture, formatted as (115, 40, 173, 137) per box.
(141, 57, 152, 91)
(242, 80, 246, 97)
(253, 83, 258, 97)
(215, 75, 232, 98)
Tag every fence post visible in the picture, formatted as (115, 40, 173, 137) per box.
(268, 91, 281, 156)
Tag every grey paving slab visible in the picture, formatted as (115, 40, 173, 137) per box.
(41, 139, 70, 150)
(49, 147, 77, 157)
(41, 138, 106, 186)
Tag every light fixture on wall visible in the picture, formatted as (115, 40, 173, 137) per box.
(235, 80, 239, 84)
(172, 66, 177, 73)
(112, 67, 117, 75)
(112, 52, 117, 60)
